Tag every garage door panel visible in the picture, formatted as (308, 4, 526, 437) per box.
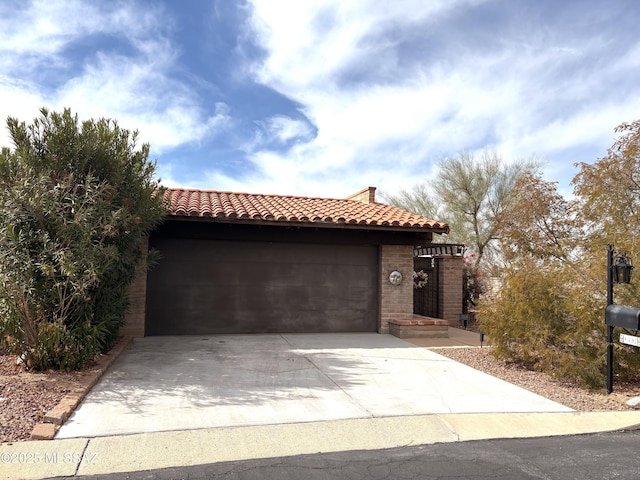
(146, 239, 379, 335)
(176, 262, 371, 288)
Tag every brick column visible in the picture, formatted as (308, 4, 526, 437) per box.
(379, 245, 414, 333)
(438, 255, 463, 324)
(121, 237, 149, 337)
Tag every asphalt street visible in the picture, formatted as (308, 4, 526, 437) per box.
(65, 430, 640, 480)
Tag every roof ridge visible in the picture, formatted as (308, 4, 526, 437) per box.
(165, 187, 375, 204)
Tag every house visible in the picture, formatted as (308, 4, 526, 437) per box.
(121, 186, 462, 337)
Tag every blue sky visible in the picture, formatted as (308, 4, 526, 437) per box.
(1, 0, 639, 199)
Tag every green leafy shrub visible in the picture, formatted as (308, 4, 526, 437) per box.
(0, 108, 166, 370)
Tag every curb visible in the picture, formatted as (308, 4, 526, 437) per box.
(29, 336, 133, 441)
(32, 412, 640, 478)
(6, 412, 640, 480)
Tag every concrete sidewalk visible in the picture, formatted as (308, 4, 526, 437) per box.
(5, 411, 640, 479)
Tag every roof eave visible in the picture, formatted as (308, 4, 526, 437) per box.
(165, 214, 449, 234)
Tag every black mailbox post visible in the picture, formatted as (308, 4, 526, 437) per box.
(606, 245, 635, 393)
(605, 305, 640, 330)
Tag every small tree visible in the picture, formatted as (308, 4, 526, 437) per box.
(572, 119, 640, 384)
(0, 108, 166, 370)
(478, 125, 640, 389)
(386, 151, 537, 268)
(573, 120, 640, 245)
(478, 258, 572, 369)
(385, 150, 538, 308)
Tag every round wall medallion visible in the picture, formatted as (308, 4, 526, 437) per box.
(389, 270, 403, 285)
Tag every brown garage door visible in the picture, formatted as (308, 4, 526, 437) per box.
(145, 239, 379, 335)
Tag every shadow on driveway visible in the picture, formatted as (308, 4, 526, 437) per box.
(56, 333, 572, 439)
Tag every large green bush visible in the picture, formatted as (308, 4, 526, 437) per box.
(0, 108, 166, 370)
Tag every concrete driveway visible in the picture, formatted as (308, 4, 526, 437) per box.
(56, 333, 572, 439)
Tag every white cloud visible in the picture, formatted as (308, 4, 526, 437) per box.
(0, 1, 102, 57)
(265, 116, 314, 144)
(0, 1, 229, 154)
(244, 115, 315, 154)
(0, 76, 44, 144)
(3, 0, 640, 202)
(238, 0, 640, 198)
(54, 49, 231, 153)
(247, 0, 479, 93)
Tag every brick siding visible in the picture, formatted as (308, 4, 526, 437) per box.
(378, 244, 414, 333)
(438, 255, 463, 323)
(121, 238, 148, 337)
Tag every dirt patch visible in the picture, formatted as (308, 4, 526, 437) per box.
(0, 356, 89, 442)
(0, 338, 130, 443)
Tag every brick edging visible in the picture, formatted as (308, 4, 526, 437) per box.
(29, 336, 133, 441)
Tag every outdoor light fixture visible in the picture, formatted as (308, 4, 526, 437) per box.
(612, 253, 634, 285)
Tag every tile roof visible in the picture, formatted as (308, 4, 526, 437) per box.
(164, 188, 449, 233)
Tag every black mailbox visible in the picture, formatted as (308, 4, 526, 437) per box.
(605, 304, 640, 330)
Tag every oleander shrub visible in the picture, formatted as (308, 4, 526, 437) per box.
(0, 108, 166, 370)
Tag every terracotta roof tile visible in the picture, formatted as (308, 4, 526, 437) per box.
(164, 188, 449, 233)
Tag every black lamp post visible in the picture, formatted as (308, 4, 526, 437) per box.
(606, 245, 634, 394)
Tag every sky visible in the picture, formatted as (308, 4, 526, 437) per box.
(1, 0, 639, 200)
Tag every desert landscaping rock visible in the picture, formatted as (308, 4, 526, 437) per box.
(625, 396, 640, 409)
(0, 336, 131, 443)
(436, 347, 640, 411)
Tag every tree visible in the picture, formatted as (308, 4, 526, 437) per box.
(383, 182, 442, 222)
(0, 108, 166, 370)
(385, 151, 537, 270)
(477, 257, 572, 369)
(477, 122, 640, 388)
(571, 120, 640, 384)
(477, 254, 608, 388)
(573, 120, 640, 281)
(477, 174, 603, 386)
(384, 151, 537, 308)
(496, 172, 578, 263)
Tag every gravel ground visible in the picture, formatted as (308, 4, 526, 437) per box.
(0, 355, 94, 443)
(434, 347, 640, 411)
(1, 346, 639, 443)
